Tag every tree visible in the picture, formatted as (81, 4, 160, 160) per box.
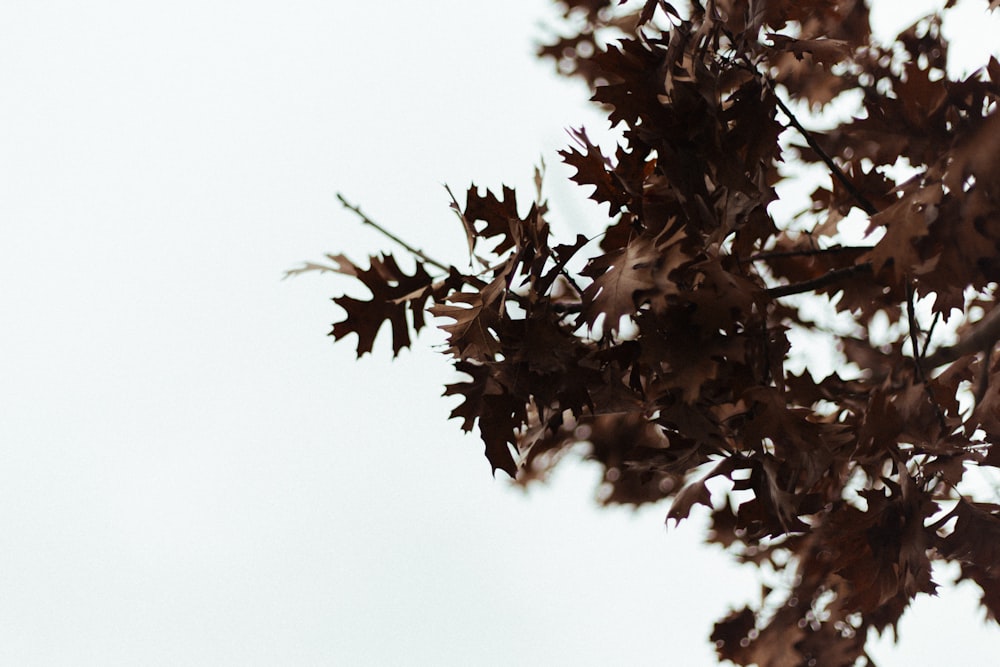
(290, 1, 1000, 664)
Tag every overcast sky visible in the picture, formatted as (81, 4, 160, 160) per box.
(2, 1, 999, 665)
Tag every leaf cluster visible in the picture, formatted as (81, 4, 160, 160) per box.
(295, 0, 1000, 663)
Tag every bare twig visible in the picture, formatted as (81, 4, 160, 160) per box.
(337, 193, 452, 273)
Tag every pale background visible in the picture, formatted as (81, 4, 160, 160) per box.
(1, 1, 999, 665)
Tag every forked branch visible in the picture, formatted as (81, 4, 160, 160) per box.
(924, 306, 1000, 368)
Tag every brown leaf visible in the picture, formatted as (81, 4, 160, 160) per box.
(666, 457, 741, 524)
(579, 235, 660, 337)
(560, 127, 631, 215)
(459, 183, 524, 255)
(329, 254, 434, 357)
(765, 34, 851, 65)
(937, 500, 1000, 577)
(430, 262, 512, 360)
(860, 183, 942, 277)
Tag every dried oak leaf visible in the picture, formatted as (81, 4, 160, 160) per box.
(712, 605, 805, 667)
(740, 386, 850, 492)
(560, 127, 631, 216)
(807, 480, 935, 625)
(765, 34, 851, 65)
(635, 0, 680, 26)
(456, 183, 524, 256)
(476, 389, 523, 478)
(895, 60, 949, 130)
(687, 256, 760, 333)
(589, 37, 668, 128)
(666, 456, 741, 524)
(583, 411, 682, 506)
(938, 501, 1000, 617)
(711, 607, 757, 664)
(769, 50, 853, 109)
(430, 267, 510, 360)
(732, 456, 819, 539)
(937, 500, 1000, 577)
(960, 562, 1000, 622)
(330, 254, 434, 357)
(860, 182, 942, 277)
(946, 110, 1000, 202)
(579, 234, 660, 337)
(442, 359, 520, 477)
(853, 388, 904, 464)
(581, 226, 693, 341)
(443, 360, 490, 432)
(972, 358, 1000, 443)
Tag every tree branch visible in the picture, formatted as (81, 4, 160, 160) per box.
(335, 193, 538, 309)
(906, 283, 925, 380)
(746, 245, 874, 263)
(924, 306, 1000, 368)
(767, 82, 879, 217)
(922, 312, 940, 359)
(765, 263, 873, 299)
(975, 347, 993, 406)
(337, 193, 452, 273)
(906, 283, 948, 428)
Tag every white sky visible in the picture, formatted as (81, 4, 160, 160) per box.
(1, 1, 999, 665)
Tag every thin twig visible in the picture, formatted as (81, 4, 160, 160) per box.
(924, 306, 1000, 368)
(926, 502, 961, 532)
(547, 233, 603, 297)
(921, 312, 940, 359)
(337, 193, 452, 273)
(746, 245, 874, 263)
(766, 263, 873, 298)
(334, 194, 548, 311)
(765, 82, 879, 217)
(904, 285, 947, 429)
(906, 282, 925, 381)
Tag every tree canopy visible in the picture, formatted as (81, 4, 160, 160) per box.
(292, 1, 1000, 663)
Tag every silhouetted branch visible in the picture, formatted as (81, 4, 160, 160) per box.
(922, 312, 940, 359)
(766, 263, 873, 298)
(337, 193, 452, 273)
(746, 245, 874, 263)
(925, 306, 1000, 368)
(906, 283, 925, 379)
(767, 83, 879, 217)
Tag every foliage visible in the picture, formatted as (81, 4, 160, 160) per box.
(292, 1, 1000, 663)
